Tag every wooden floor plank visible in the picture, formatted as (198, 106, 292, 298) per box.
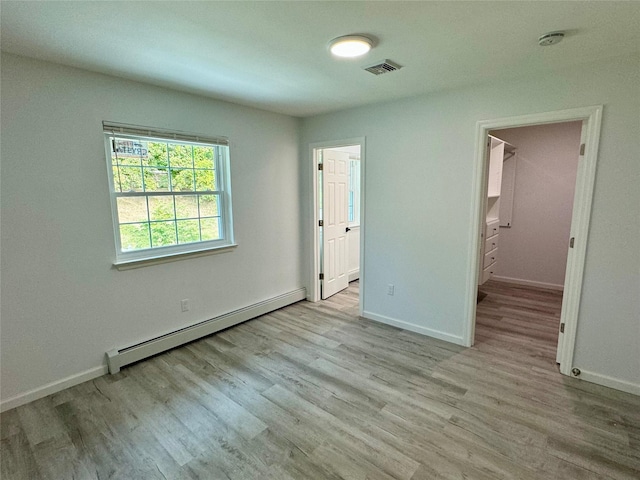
(2, 280, 640, 479)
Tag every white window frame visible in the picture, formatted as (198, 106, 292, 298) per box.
(103, 122, 235, 267)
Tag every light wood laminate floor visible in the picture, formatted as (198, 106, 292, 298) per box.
(2, 280, 640, 479)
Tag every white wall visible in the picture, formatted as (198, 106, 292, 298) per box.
(301, 53, 640, 391)
(0, 53, 303, 405)
(492, 122, 582, 288)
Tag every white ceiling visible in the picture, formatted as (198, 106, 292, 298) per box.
(2, 1, 639, 117)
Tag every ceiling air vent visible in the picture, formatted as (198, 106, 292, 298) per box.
(363, 59, 403, 76)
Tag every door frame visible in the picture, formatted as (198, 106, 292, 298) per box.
(309, 137, 365, 316)
(464, 106, 602, 376)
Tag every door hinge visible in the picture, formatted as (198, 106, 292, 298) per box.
(560, 323, 565, 333)
(318, 163, 323, 171)
(580, 143, 585, 155)
(319, 220, 323, 227)
(319, 273, 324, 280)
(569, 237, 575, 248)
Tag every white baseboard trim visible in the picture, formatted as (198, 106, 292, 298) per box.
(492, 275, 564, 291)
(575, 369, 640, 396)
(1, 365, 108, 413)
(107, 287, 306, 374)
(348, 271, 360, 282)
(362, 311, 465, 346)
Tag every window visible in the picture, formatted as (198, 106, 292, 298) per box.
(104, 123, 234, 264)
(348, 158, 361, 225)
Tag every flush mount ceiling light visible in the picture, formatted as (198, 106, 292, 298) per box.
(329, 35, 373, 58)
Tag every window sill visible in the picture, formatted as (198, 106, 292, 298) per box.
(113, 244, 237, 271)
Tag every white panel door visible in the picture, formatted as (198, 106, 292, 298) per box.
(556, 121, 587, 365)
(322, 150, 350, 299)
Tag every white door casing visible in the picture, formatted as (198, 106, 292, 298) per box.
(466, 106, 602, 379)
(322, 150, 350, 299)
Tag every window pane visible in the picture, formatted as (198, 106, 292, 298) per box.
(201, 217, 221, 241)
(117, 166, 143, 192)
(175, 195, 198, 219)
(113, 139, 146, 166)
(114, 155, 141, 167)
(112, 166, 123, 192)
(169, 144, 193, 168)
(177, 220, 200, 244)
(117, 197, 148, 223)
(195, 169, 216, 191)
(348, 191, 354, 222)
(148, 195, 174, 221)
(199, 195, 219, 217)
(143, 167, 169, 191)
(120, 223, 150, 251)
(193, 146, 214, 169)
(145, 142, 168, 167)
(150, 221, 177, 247)
(171, 168, 195, 191)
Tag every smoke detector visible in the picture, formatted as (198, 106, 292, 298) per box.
(363, 59, 403, 76)
(538, 32, 565, 46)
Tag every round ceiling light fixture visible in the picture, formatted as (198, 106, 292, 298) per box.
(538, 31, 565, 46)
(329, 35, 373, 58)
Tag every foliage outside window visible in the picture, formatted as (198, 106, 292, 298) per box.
(104, 123, 234, 264)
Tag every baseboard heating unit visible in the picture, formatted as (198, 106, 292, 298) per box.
(106, 288, 306, 374)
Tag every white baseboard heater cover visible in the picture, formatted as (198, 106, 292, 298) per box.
(106, 288, 306, 374)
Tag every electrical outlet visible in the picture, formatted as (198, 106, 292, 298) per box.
(387, 284, 395, 296)
(180, 299, 190, 312)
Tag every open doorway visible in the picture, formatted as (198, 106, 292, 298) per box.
(477, 122, 582, 363)
(466, 106, 602, 378)
(309, 138, 365, 312)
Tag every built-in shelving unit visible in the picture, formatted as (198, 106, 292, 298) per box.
(479, 135, 515, 285)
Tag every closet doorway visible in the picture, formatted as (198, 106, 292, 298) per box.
(309, 138, 365, 312)
(466, 106, 602, 378)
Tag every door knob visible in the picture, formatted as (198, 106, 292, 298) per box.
(346, 227, 351, 232)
